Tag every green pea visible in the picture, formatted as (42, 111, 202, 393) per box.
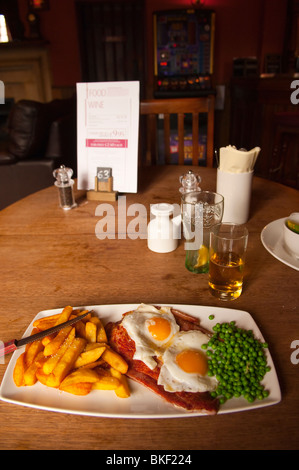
(205, 320, 271, 407)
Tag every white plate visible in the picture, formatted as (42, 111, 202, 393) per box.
(261, 218, 299, 271)
(0, 304, 281, 418)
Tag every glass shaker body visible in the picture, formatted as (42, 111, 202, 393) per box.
(53, 165, 77, 210)
(179, 170, 201, 194)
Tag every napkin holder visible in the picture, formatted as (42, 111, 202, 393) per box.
(217, 168, 253, 223)
(216, 146, 260, 224)
(87, 167, 118, 202)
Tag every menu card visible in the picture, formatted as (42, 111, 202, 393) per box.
(76, 81, 140, 193)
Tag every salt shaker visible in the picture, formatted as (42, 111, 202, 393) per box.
(53, 165, 77, 210)
(179, 170, 201, 194)
(147, 203, 178, 253)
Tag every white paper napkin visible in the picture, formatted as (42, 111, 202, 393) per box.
(219, 145, 261, 173)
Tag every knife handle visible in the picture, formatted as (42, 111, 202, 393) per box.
(0, 340, 17, 357)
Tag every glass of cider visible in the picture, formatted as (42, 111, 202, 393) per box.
(209, 223, 249, 300)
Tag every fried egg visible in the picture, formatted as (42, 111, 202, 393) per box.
(121, 304, 180, 369)
(157, 330, 218, 393)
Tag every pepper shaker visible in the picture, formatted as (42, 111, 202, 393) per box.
(53, 165, 77, 210)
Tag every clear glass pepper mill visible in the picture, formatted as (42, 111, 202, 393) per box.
(53, 165, 77, 210)
(179, 170, 201, 194)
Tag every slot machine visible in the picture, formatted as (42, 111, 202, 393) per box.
(153, 8, 215, 98)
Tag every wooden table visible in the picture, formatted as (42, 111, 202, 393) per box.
(0, 166, 298, 451)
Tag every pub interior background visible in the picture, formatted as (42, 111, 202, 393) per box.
(0, 0, 298, 201)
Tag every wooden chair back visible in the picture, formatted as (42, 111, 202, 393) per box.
(140, 96, 215, 167)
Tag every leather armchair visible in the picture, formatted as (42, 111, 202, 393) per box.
(0, 97, 76, 210)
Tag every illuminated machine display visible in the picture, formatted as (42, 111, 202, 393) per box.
(153, 8, 215, 98)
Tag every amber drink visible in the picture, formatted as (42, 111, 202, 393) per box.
(209, 224, 248, 300)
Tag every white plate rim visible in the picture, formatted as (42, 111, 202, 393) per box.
(261, 218, 299, 271)
(0, 304, 281, 419)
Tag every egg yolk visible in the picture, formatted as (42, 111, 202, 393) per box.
(176, 349, 208, 376)
(147, 316, 171, 341)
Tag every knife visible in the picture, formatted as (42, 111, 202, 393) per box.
(0, 311, 90, 357)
